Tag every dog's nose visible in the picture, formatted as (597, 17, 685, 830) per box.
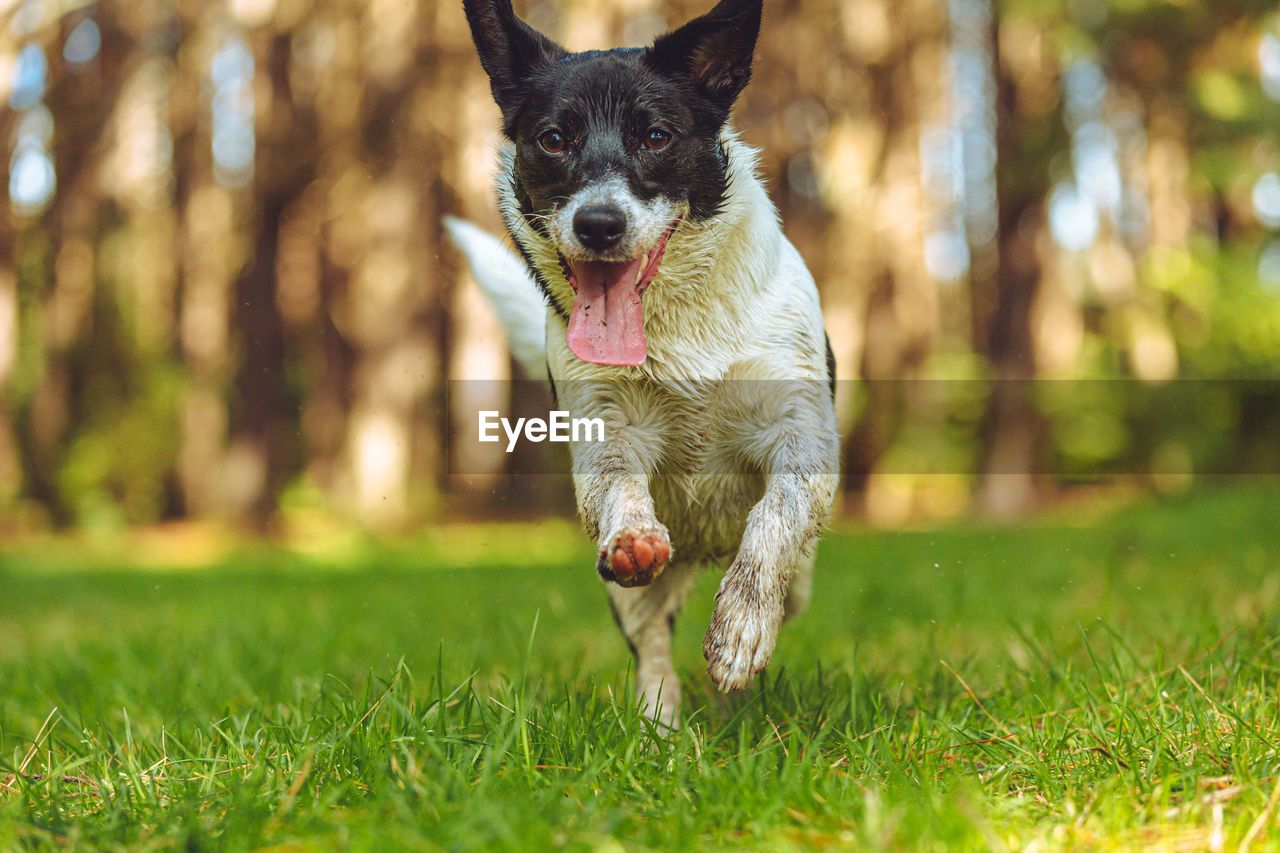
(574, 206, 626, 253)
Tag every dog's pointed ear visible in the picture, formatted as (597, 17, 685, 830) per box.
(462, 0, 565, 131)
(646, 0, 762, 113)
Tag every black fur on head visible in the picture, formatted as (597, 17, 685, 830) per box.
(461, 0, 567, 133)
(461, 0, 763, 226)
(646, 0, 762, 120)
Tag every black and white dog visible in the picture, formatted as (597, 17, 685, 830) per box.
(446, 0, 839, 726)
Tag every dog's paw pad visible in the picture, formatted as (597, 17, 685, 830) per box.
(611, 547, 635, 574)
(597, 527, 671, 587)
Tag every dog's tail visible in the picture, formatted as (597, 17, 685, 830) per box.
(443, 216, 547, 378)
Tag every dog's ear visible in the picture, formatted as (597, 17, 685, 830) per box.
(646, 0, 762, 113)
(462, 0, 565, 132)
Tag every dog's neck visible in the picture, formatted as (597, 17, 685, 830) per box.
(497, 129, 783, 375)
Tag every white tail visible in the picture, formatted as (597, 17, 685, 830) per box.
(443, 216, 548, 379)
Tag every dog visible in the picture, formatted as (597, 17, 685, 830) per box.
(446, 0, 839, 727)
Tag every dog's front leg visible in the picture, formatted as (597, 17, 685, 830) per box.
(575, 461, 671, 589)
(572, 435, 684, 724)
(560, 377, 672, 586)
(583, 465, 682, 725)
(704, 438, 837, 692)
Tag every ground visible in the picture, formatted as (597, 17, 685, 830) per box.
(2, 484, 1280, 850)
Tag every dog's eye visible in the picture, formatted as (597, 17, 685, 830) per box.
(538, 130, 566, 154)
(644, 129, 672, 151)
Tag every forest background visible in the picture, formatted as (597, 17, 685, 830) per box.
(1, 0, 1278, 534)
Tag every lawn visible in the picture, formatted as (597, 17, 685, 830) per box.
(2, 484, 1280, 850)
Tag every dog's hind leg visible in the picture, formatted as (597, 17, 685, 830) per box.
(607, 565, 694, 728)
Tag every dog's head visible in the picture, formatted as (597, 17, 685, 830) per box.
(462, 0, 762, 366)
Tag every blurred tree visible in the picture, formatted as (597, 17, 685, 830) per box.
(971, 1, 1059, 517)
(0, 0, 1277, 532)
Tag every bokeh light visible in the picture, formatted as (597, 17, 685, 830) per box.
(1047, 58, 1144, 253)
(1072, 121, 1122, 215)
(1260, 31, 1280, 102)
(9, 143, 57, 215)
(7, 43, 56, 216)
(63, 18, 102, 66)
(1049, 182, 1099, 251)
(950, 0, 998, 250)
(920, 0, 997, 282)
(1252, 172, 1280, 228)
(209, 35, 256, 188)
(1260, 242, 1280, 295)
(14, 103, 53, 146)
(7, 0, 45, 38)
(923, 227, 971, 282)
(8, 43, 47, 109)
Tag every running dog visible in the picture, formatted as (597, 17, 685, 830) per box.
(446, 0, 839, 727)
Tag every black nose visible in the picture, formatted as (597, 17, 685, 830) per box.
(573, 206, 626, 253)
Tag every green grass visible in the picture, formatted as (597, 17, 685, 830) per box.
(3, 485, 1280, 850)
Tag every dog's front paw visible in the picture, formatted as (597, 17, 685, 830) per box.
(703, 578, 783, 692)
(596, 526, 671, 588)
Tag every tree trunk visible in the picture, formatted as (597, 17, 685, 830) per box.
(971, 13, 1050, 518)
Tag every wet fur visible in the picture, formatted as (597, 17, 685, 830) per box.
(451, 0, 840, 727)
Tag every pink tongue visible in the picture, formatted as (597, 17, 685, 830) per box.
(564, 257, 648, 366)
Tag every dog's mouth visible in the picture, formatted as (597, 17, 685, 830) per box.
(560, 219, 680, 367)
